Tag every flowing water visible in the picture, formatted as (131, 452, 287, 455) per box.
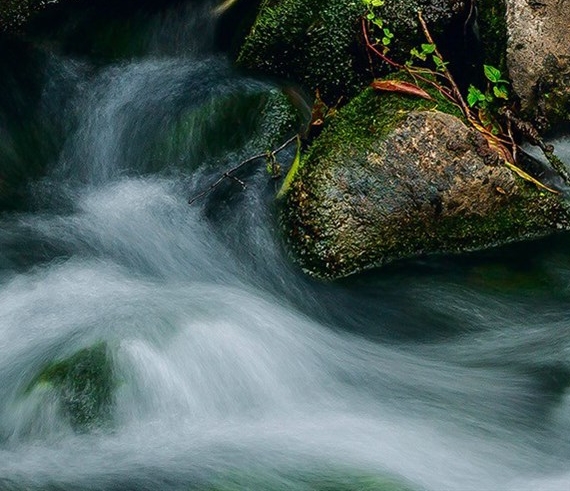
(1, 2, 570, 490)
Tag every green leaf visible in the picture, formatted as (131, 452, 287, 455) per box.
(484, 65, 502, 83)
(421, 43, 435, 54)
(432, 55, 448, 71)
(382, 37, 391, 45)
(467, 85, 484, 107)
(277, 136, 301, 199)
(366, 12, 375, 20)
(410, 47, 426, 61)
(493, 85, 509, 99)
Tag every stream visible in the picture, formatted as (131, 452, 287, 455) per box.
(1, 2, 570, 490)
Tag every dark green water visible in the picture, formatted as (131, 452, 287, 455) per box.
(0, 2, 570, 490)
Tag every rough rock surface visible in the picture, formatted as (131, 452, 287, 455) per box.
(0, 0, 63, 31)
(506, 0, 570, 130)
(238, 0, 468, 105)
(283, 89, 570, 279)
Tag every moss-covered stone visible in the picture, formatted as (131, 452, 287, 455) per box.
(505, 0, 570, 130)
(27, 343, 115, 432)
(237, 0, 467, 105)
(237, 0, 367, 105)
(282, 83, 570, 279)
(530, 55, 570, 133)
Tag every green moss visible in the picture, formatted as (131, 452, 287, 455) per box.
(237, 0, 367, 105)
(282, 78, 570, 279)
(27, 342, 115, 432)
(238, 0, 467, 105)
(301, 72, 463, 169)
(414, 181, 568, 257)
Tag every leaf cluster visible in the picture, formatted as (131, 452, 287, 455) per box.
(408, 43, 447, 72)
(467, 65, 509, 134)
(363, 0, 394, 48)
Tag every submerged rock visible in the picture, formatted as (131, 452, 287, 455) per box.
(150, 86, 301, 172)
(505, 0, 570, 131)
(282, 88, 570, 279)
(26, 343, 115, 432)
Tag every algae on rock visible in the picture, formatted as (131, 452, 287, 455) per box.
(150, 86, 301, 173)
(237, 0, 367, 105)
(282, 86, 570, 279)
(26, 343, 115, 432)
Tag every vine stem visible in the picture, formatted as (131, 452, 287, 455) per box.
(416, 11, 471, 120)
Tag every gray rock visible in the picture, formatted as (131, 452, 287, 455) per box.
(506, 0, 570, 130)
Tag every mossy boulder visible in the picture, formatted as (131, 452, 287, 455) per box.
(237, 0, 468, 105)
(26, 343, 115, 432)
(282, 86, 570, 279)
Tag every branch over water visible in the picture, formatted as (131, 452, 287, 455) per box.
(188, 135, 298, 205)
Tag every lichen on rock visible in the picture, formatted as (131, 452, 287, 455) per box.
(282, 86, 570, 279)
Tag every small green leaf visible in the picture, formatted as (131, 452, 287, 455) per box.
(467, 85, 484, 107)
(484, 65, 502, 83)
(372, 18, 383, 28)
(493, 85, 509, 99)
(410, 47, 426, 61)
(421, 43, 435, 54)
(382, 37, 391, 45)
(366, 12, 375, 20)
(433, 55, 448, 71)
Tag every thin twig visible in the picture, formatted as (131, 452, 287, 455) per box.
(361, 18, 402, 69)
(417, 11, 471, 119)
(188, 135, 298, 205)
(362, 16, 464, 115)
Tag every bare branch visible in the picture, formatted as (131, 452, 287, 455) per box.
(188, 135, 298, 205)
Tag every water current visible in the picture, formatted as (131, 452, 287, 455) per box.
(1, 2, 570, 490)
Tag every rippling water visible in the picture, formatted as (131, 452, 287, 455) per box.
(1, 2, 570, 490)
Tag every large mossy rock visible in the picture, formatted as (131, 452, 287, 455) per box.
(237, 0, 468, 105)
(505, 0, 570, 131)
(282, 87, 570, 279)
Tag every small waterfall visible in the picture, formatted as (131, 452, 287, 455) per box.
(0, 1, 570, 490)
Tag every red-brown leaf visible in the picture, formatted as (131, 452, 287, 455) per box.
(371, 80, 433, 100)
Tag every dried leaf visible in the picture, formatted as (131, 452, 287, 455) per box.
(371, 80, 433, 100)
(311, 89, 328, 127)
